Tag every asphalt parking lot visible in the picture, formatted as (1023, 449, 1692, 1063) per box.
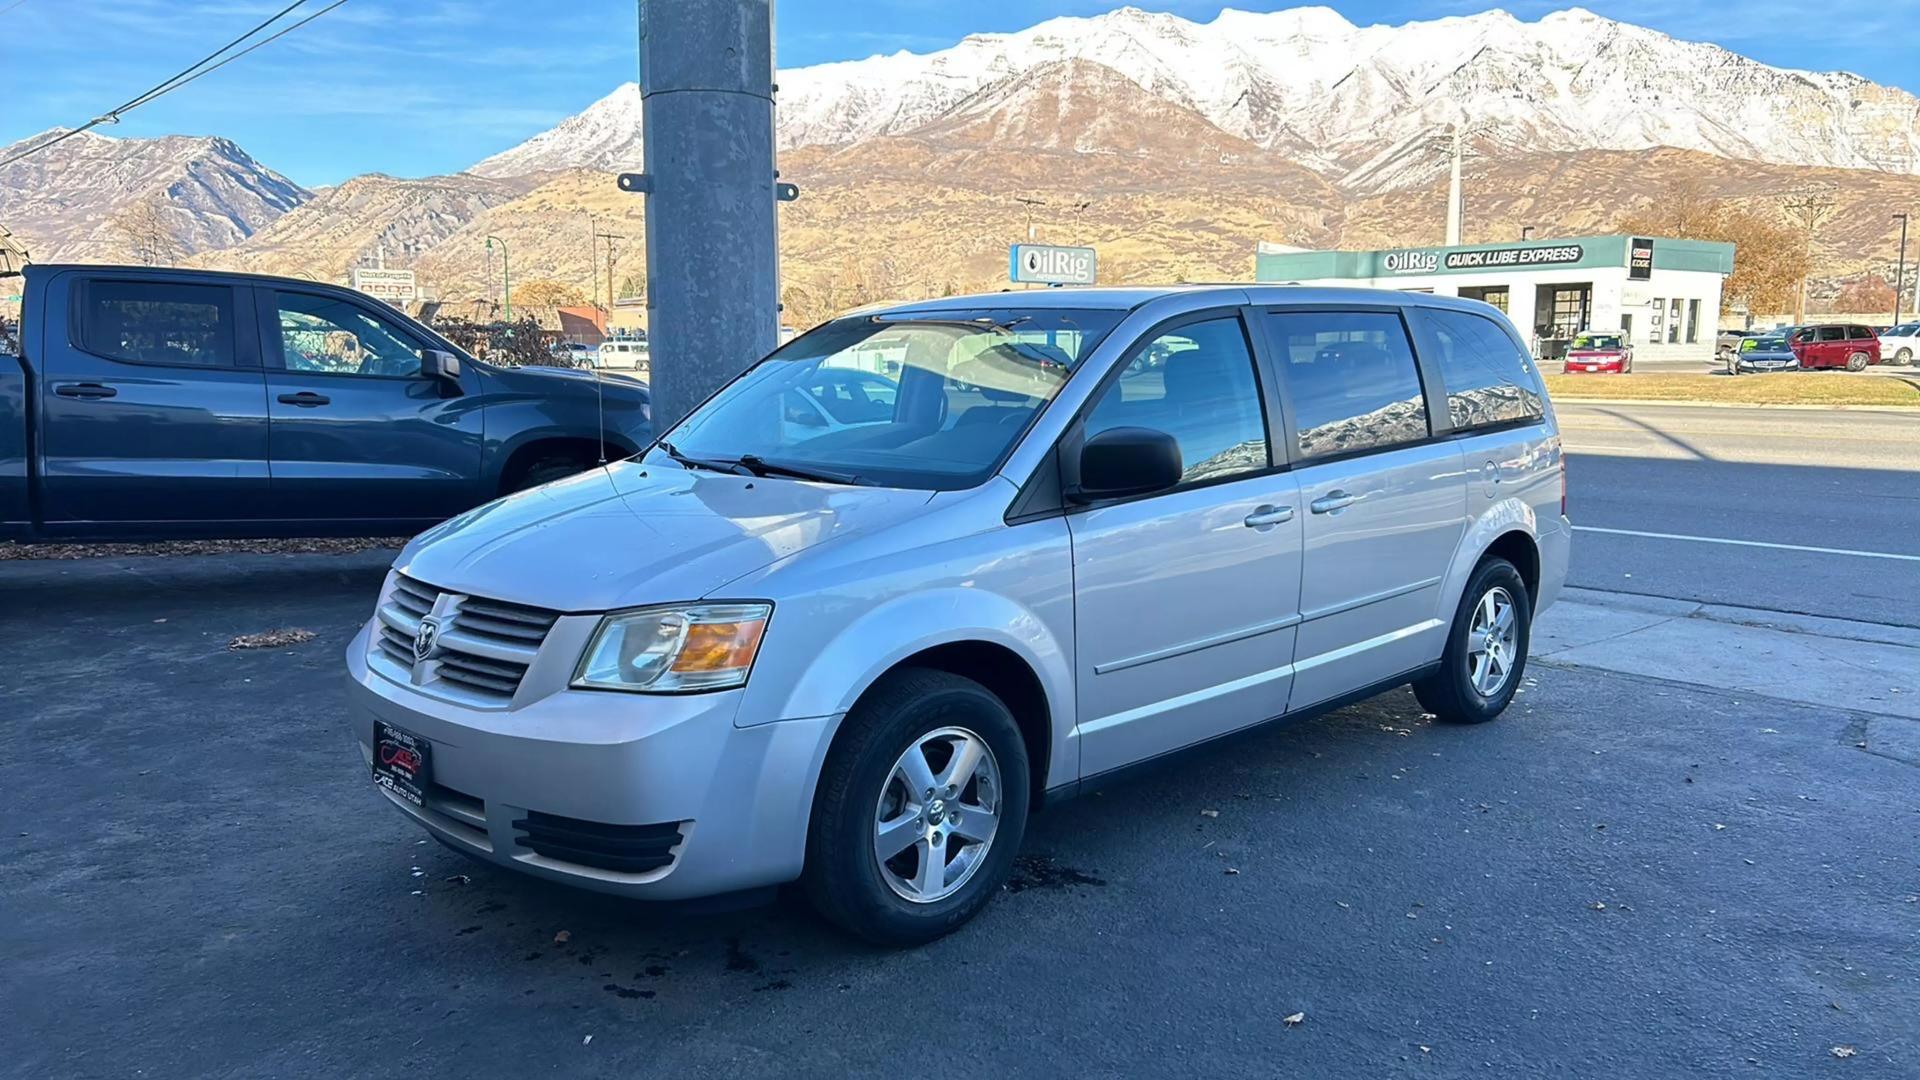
(5, 542, 1917, 1078)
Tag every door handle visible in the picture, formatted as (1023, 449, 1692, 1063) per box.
(277, 391, 331, 407)
(1310, 490, 1356, 514)
(1243, 505, 1294, 528)
(53, 382, 117, 400)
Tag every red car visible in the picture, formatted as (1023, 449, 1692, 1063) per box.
(1787, 324, 1881, 371)
(1562, 331, 1633, 374)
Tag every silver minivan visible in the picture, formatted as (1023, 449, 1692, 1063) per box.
(349, 286, 1569, 945)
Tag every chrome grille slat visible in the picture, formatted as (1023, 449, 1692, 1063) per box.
(367, 573, 559, 706)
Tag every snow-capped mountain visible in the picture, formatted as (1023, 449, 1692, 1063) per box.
(471, 84, 642, 178)
(0, 129, 309, 261)
(469, 5, 1920, 186)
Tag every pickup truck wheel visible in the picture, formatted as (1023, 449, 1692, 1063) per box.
(1413, 558, 1531, 725)
(506, 454, 594, 494)
(803, 668, 1030, 947)
(1846, 352, 1868, 372)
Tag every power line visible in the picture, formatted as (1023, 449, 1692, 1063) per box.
(0, 0, 350, 169)
(0, 0, 35, 17)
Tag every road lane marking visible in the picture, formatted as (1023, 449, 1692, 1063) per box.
(1573, 525, 1920, 563)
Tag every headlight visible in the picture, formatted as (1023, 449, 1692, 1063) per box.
(573, 603, 771, 693)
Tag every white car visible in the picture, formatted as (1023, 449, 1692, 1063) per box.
(1880, 322, 1919, 366)
(597, 339, 650, 373)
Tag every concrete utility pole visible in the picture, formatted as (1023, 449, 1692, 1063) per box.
(1445, 122, 1465, 246)
(626, 0, 779, 431)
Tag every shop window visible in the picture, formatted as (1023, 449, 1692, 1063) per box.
(1668, 298, 1682, 344)
(1687, 300, 1701, 344)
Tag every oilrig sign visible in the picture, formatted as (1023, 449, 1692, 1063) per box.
(1010, 243, 1096, 286)
(351, 267, 418, 303)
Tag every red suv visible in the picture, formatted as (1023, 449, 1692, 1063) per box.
(1789, 324, 1881, 371)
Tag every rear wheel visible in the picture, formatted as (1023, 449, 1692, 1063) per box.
(1846, 352, 1868, 372)
(804, 669, 1030, 947)
(1896, 347, 1913, 367)
(1413, 559, 1531, 725)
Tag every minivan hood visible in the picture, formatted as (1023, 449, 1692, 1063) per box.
(396, 461, 934, 613)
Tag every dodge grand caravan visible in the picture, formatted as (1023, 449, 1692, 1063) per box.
(348, 286, 1569, 945)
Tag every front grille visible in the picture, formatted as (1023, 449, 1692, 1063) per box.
(369, 574, 561, 704)
(513, 811, 685, 875)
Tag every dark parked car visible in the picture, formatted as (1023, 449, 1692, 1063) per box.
(1729, 331, 1798, 373)
(1, 265, 652, 542)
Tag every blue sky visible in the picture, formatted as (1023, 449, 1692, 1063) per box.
(3, 0, 1913, 187)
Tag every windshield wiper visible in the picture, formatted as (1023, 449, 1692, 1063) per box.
(732, 454, 867, 486)
(657, 440, 743, 475)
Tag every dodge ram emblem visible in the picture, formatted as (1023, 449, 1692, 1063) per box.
(413, 617, 441, 662)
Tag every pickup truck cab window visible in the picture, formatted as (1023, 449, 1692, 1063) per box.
(271, 291, 425, 378)
(81, 280, 237, 368)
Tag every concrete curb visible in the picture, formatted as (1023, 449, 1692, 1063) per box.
(1560, 586, 1920, 649)
(1551, 397, 1920, 412)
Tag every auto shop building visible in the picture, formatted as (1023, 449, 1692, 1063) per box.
(1254, 234, 1736, 363)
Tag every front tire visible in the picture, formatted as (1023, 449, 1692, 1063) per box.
(1413, 559, 1531, 724)
(804, 669, 1030, 947)
(506, 454, 594, 494)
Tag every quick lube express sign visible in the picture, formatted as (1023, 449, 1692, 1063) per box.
(1010, 244, 1097, 286)
(1382, 243, 1585, 275)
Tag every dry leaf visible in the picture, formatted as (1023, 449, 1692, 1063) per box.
(1223, 867, 1240, 876)
(554, 930, 572, 944)
(1590, 902, 1607, 910)
(584, 1035, 594, 1047)
(1282, 1012, 1305, 1027)
(228, 627, 316, 650)
(1199, 809, 1220, 818)
(1830, 1046, 1855, 1058)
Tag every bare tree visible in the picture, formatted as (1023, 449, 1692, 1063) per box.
(113, 201, 180, 267)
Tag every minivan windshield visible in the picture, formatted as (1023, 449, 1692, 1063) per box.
(660, 308, 1126, 490)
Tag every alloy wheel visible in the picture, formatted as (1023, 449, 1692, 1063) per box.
(1467, 586, 1519, 697)
(873, 726, 1002, 903)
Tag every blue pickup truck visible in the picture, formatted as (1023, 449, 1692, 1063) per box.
(1, 265, 651, 541)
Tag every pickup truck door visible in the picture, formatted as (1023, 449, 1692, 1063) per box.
(257, 286, 484, 523)
(37, 273, 271, 527)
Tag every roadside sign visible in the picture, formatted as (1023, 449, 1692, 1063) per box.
(1010, 243, 1096, 286)
(351, 267, 418, 303)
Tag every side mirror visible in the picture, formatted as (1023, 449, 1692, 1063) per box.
(1069, 426, 1183, 504)
(423, 348, 462, 386)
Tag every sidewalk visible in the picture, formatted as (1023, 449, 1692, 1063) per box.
(1534, 587, 1920, 740)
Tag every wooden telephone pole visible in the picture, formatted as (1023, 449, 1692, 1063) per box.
(1782, 191, 1836, 324)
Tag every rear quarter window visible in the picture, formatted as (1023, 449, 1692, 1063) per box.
(1421, 308, 1545, 431)
(80, 280, 236, 367)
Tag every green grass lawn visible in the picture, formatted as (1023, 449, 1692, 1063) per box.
(1542, 371, 1920, 407)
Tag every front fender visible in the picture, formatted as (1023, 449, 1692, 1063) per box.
(741, 585, 1078, 790)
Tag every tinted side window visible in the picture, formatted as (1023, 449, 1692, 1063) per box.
(1424, 309, 1544, 431)
(273, 291, 424, 377)
(82, 280, 235, 367)
(1084, 317, 1269, 484)
(1849, 325, 1872, 340)
(1266, 311, 1428, 459)
(1818, 326, 1845, 342)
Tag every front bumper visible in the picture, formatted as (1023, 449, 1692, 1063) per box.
(346, 620, 836, 901)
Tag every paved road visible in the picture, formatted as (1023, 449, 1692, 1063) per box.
(1559, 401, 1920, 627)
(3, 553, 1915, 1078)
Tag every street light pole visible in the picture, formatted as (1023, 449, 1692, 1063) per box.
(486, 235, 510, 320)
(1894, 212, 1910, 325)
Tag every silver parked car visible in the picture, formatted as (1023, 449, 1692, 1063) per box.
(348, 286, 1570, 945)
